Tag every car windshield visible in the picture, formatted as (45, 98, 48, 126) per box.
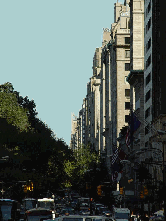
(100, 207, 108, 211)
(38, 201, 54, 209)
(1, 204, 13, 221)
(115, 212, 129, 219)
(24, 200, 36, 210)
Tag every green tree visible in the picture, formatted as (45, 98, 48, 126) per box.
(0, 82, 75, 196)
(63, 144, 100, 191)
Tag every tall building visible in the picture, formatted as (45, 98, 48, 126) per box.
(70, 113, 78, 151)
(85, 47, 102, 152)
(146, 0, 166, 181)
(144, 0, 166, 146)
(127, 0, 145, 154)
(100, 29, 111, 160)
(101, 29, 112, 169)
(126, 0, 145, 200)
(110, 1, 130, 150)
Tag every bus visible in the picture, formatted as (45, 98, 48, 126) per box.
(0, 199, 20, 221)
(22, 198, 37, 211)
(37, 197, 56, 219)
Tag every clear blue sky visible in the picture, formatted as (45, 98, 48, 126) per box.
(0, 0, 117, 146)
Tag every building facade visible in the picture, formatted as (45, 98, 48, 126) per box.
(110, 1, 131, 151)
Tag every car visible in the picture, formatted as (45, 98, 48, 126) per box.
(79, 209, 90, 215)
(60, 207, 75, 216)
(149, 215, 164, 221)
(98, 206, 110, 216)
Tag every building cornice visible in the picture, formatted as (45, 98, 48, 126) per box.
(113, 44, 130, 49)
(127, 69, 144, 85)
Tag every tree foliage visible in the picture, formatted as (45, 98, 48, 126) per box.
(0, 82, 74, 197)
(63, 145, 100, 189)
(0, 83, 30, 132)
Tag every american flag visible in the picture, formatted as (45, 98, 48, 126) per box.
(111, 147, 126, 182)
(111, 147, 119, 165)
(125, 127, 130, 147)
(125, 111, 141, 148)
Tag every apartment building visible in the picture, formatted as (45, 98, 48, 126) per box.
(100, 29, 111, 160)
(78, 100, 86, 146)
(146, 0, 166, 181)
(70, 113, 78, 151)
(144, 0, 153, 147)
(124, 0, 145, 200)
(144, 0, 166, 146)
(83, 47, 102, 153)
(101, 33, 112, 169)
(127, 0, 145, 154)
(110, 1, 130, 151)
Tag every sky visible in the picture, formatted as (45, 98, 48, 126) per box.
(0, 0, 118, 146)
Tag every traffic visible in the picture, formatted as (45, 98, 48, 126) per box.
(0, 189, 163, 220)
(0, 190, 117, 221)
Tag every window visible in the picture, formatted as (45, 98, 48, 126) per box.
(145, 90, 151, 102)
(125, 115, 130, 123)
(125, 50, 130, 58)
(125, 37, 130, 44)
(145, 107, 150, 118)
(147, 17, 151, 32)
(125, 102, 130, 110)
(145, 141, 149, 147)
(146, 55, 151, 69)
(146, 38, 151, 52)
(125, 89, 130, 97)
(148, 1, 151, 13)
(125, 63, 130, 71)
(146, 73, 151, 85)
(128, 19, 130, 29)
(145, 125, 149, 135)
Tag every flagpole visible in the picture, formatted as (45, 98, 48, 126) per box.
(130, 109, 134, 152)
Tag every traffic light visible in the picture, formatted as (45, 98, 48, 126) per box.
(120, 187, 123, 195)
(86, 182, 91, 190)
(97, 185, 102, 196)
(31, 182, 34, 191)
(23, 185, 27, 193)
(140, 191, 144, 199)
(144, 186, 148, 195)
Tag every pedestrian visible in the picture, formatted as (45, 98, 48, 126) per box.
(137, 214, 141, 221)
(129, 216, 134, 221)
(141, 213, 149, 221)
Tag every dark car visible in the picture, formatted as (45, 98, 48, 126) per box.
(60, 207, 75, 216)
(98, 206, 111, 216)
(149, 215, 164, 221)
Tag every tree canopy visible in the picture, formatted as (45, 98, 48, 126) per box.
(0, 82, 73, 198)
